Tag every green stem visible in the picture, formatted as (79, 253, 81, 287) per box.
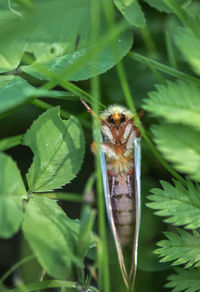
(146, 61, 166, 86)
(116, 60, 186, 186)
(8, 280, 100, 292)
(162, 0, 188, 23)
(0, 134, 24, 151)
(31, 99, 70, 119)
(91, 77, 110, 292)
(0, 255, 35, 284)
(141, 26, 157, 54)
(128, 52, 200, 84)
(165, 31, 177, 69)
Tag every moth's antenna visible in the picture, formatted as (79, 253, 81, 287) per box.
(79, 97, 100, 120)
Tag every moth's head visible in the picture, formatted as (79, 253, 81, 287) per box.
(100, 105, 133, 127)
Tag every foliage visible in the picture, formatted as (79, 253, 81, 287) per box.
(0, 0, 200, 292)
(155, 229, 200, 268)
(147, 180, 200, 229)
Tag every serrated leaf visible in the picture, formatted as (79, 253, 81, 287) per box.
(152, 124, 200, 181)
(114, 0, 146, 27)
(143, 0, 191, 13)
(143, 81, 200, 130)
(24, 107, 85, 192)
(176, 21, 200, 75)
(155, 229, 200, 268)
(148, 179, 200, 229)
(0, 153, 26, 238)
(166, 268, 200, 292)
(22, 197, 82, 279)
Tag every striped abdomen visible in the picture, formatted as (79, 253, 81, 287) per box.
(110, 174, 134, 246)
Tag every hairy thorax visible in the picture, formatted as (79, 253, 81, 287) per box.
(105, 145, 134, 175)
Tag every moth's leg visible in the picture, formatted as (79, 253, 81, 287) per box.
(126, 174, 132, 196)
(111, 176, 116, 197)
(121, 120, 134, 144)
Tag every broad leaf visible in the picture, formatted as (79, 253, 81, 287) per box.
(143, 81, 200, 130)
(0, 76, 34, 115)
(0, 5, 27, 73)
(148, 180, 200, 229)
(21, 30, 133, 81)
(0, 76, 74, 118)
(176, 21, 200, 75)
(24, 107, 85, 192)
(155, 229, 200, 268)
(23, 197, 82, 279)
(20, 0, 133, 81)
(152, 124, 200, 181)
(0, 153, 26, 238)
(114, 0, 146, 27)
(166, 268, 200, 292)
(143, 0, 191, 13)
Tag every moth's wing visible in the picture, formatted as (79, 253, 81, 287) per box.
(99, 137, 129, 287)
(130, 136, 141, 289)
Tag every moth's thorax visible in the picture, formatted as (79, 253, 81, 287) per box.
(100, 105, 135, 175)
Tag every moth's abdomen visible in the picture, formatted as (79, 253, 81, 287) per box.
(110, 174, 134, 246)
(112, 194, 134, 246)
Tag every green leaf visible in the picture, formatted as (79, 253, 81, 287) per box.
(0, 75, 14, 89)
(114, 0, 146, 27)
(0, 153, 26, 238)
(0, 7, 26, 73)
(0, 76, 74, 118)
(143, 0, 191, 13)
(22, 197, 82, 279)
(176, 22, 200, 76)
(155, 229, 200, 268)
(21, 30, 133, 81)
(148, 180, 200, 229)
(24, 107, 85, 192)
(152, 124, 200, 181)
(166, 268, 200, 292)
(143, 81, 200, 130)
(0, 76, 34, 115)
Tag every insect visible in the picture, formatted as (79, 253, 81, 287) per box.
(80, 98, 143, 290)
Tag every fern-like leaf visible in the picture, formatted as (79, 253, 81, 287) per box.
(143, 80, 200, 130)
(147, 179, 200, 229)
(166, 268, 200, 292)
(151, 124, 200, 181)
(155, 229, 200, 268)
(175, 18, 200, 76)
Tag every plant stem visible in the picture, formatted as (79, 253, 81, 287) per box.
(128, 52, 200, 84)
(8, 280, 100, 292)
(0, 255, 35, 284)
(162, 0, 188, 23)
(91, 76, 110, 292)
(0, 134, 24, 151)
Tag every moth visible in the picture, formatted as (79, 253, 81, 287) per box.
(80, 98, 143, 290)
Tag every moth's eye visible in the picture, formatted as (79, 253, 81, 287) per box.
(120, 114, 126, 123)
(108, 115, 115, 124)
(101, 121, 106, 126)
